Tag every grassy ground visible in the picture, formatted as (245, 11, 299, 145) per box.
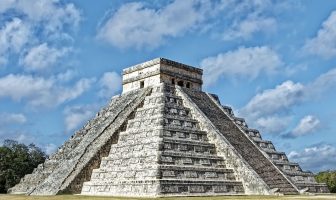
(1, 194, 336, 200)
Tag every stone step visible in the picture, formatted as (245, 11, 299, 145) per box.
(233, 117, 248, 129)
(163, 119, 199, 130)
(255, 141, 275, 150)
(160, 151, 225, 166)
(143, 94, 183, 107)
(90, 164, 236, 181)
(283, 170, 313, 177)
(162, 138, 215, 148)
(164, 127, 207, 135)
(159, 167, 235, 180)
(135, 106, 163, 115)
(263, 149, 286, 155)
(273, 160, 299, 166)
(118, 130, 162, 142)
(245, 128, 262, 138)
(159, 165, 232, 172)
(295, 182, 329, 193)
(135, 104, 191, 118)
(162, 138, 216, 154)
(99, 156, 159, 170)
(106, 146, 159, 160)
(162, 129, 209, 142)
(126, 114, 200, 128)
(126, 114, 164, 129)
(164, 114, 198, 123)
(90, 169, 159, 181)
(82, 179, 244, 195)
(222, 105, 234, 117)
(159, 179, 244, 194)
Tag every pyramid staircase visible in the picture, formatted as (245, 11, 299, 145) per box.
(82, 84, 244, 196)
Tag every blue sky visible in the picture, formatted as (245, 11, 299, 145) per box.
(0, 0, 335, 172)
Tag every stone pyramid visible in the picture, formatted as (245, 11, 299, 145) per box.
(9, 58, 329, 197)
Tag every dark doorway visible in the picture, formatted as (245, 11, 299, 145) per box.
(140, 81, 144, 88)
(186, 82, 190, 88)
(177, 81, 184, 87)
(172, 78, 175, 85)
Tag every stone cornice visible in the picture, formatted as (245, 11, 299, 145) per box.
(123, 58, 203, 75)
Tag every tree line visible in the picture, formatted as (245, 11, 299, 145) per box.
(316, 171, 336, 193)
(0, 139, 46, 193)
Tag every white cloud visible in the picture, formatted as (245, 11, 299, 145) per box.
(240, 68, 336, 136)
(307, 68, 336, 96)
(56, 70, 76, 82)
(215, 0, 293, 41)
(63, 104, 98, 132)
(241, 81, 304, 119)
(256, 116, 292, 134)
(304, 11, 336, 58)
(288, 144, 336, 172)
(0, 0, 15, 13)
(20, 43, 71, 71)
(0, 74, 95, 108)
(0, 0, 81, 35)
(0, 18, 31, 65)
(0, 113, 27, 126)
(223, 16, 276, 41)
(97, 0, 210, 49)
(30, 77, 95, 108)
(99, 72, 122, 98)
(0, 0, 81, 68)
(242, 68, 336, 120)
(291, 115, 320, 137)
(200, 46, 282, 86)
(96, 0, 297, 49)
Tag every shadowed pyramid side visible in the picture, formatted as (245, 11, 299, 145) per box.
(179, 87, 299, 194)
(220, 105, 329, 193)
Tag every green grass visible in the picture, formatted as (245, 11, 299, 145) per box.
(1, 195, 336, 200)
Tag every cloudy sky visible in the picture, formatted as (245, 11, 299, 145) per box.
(0, 0, 335, 172)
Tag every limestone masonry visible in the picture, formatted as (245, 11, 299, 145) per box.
(9, 58, 329, 196)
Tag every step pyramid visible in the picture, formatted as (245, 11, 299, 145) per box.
(9, 58, 329, 196)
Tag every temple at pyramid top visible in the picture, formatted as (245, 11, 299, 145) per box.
(122, 58, 203, 93)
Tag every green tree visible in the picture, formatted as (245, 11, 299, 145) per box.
(0, 140, 46, 193)
(315, 170, 336, 193)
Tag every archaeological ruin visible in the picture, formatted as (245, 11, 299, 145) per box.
(9, 58, 329, 196)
